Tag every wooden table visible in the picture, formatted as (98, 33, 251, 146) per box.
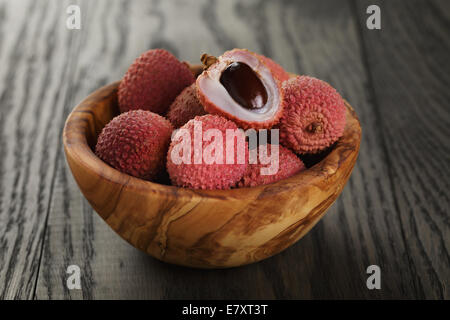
(0, 0, 448, 300)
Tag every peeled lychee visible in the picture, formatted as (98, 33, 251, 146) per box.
(196, 49, 283, 129)
(238, 144, 305, 188)
(279, 76, 346, 154)
(167, 114, 247, 190)
(167, 83, 206, 128)
(95, 110, 173, 180)
(118, 49, 195, 115)
(256, 54, 290, 83)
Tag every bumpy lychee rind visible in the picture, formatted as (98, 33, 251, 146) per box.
(118, 49, 195, 115)
(95, 110, 173, 180)
(279, 76, 346, 154)
(167, 84, 206, 128)
(167, 115, 247, 190)
(238, 144, 305, 188)
(196, 49, 284, 130)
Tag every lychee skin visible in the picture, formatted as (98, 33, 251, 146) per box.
(167, 115, 247, 190)
(167, 84, 206, 128)
(256, 54, 291, 83)
(95, 110, 173, 180)
(238, 144, 305, 188)
(118, 49, 195, 115)
(279, 76, 346, 154)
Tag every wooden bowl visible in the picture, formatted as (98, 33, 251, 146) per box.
(63, 68, 361, 269)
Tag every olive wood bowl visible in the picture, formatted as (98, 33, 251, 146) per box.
(63, 65, 361, 268)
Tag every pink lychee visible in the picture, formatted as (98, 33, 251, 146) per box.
(118, 49, 195, 115)
(95, 110, 173, 180)
(279, 76, 346, 154)
(167, 114, 247, 190)
(238, 144, 305, 187)
(167, 83, 206, 128)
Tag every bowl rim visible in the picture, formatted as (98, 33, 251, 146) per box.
(63, 81, 361, 201)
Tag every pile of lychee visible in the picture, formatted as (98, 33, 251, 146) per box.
(95, 48, 346, 190)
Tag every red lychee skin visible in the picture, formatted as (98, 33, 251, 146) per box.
(118, 49, 195, 115)
(256, 54, 290, 83)
(279, 76, 346, 154)
(95, 110, 173, 180)
(167, 83, 206, 128)
(196, 49, 284, 130)
(238, 144, 305, 188)
(167, 115, 248, 190)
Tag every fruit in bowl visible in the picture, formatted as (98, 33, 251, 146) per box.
(63, 49, 361, 268)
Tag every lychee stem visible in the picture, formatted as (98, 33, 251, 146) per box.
(201, 53, 218, 69)
(307, 121, 323, 133)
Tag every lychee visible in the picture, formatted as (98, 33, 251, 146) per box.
(167, 114, 247, 190)
(95, 110, 173, 180)
(167, 83, 206, 128)
(238, 144, 305, 188)
(256, 54, 291, 83)
(196, 49, 283, 129)
(279, 76, 346, 154)
(118, 49, 195, 115)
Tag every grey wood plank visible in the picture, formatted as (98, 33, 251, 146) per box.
(354, 0, 449, 299)
(32, 0, 430, 299)
(35, 0, 237, 300)
(0, 0, 89, 299)
(256, 0, 417, 299)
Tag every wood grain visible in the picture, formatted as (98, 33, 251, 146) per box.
(354, 0, 450, 299)
(0, 0, 86, 299)
(0, 0, 446, 299)
(62, 79, 360, 268)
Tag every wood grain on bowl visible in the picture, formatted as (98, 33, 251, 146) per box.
(63, 68, 361, 268)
